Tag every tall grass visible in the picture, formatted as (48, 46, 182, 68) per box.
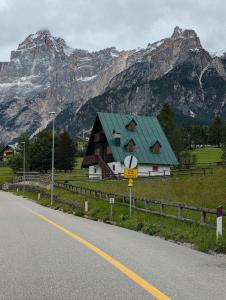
(13, 186, 226, 254)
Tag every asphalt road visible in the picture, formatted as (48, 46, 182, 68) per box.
(0, 191, 225, 300)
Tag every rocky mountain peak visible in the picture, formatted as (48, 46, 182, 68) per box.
(1, 27, 226, 144)
(171, 26, 183, 39)
(171, 26, 201, 45)
(13, 29, 74, 60)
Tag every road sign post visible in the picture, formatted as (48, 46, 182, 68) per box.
(124, 155, 138, 169)
(124, 155, 138, 217)
(124, 168, 138, 179)
(128, 179, 133, 216)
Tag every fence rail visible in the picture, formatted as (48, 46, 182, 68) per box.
(10, 175, 225, 229)
(4, 183, 83, 211)
(55, 182, 225, 229)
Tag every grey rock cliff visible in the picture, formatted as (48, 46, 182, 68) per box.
(1, 27, 226, 143)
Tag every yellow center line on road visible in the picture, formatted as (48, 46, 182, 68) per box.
(22, 205, 171, 300)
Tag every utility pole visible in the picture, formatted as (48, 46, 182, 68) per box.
(21, 142, 25, 193)
(49, 112, 56, 206)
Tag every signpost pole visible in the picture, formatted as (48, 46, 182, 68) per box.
(129, 187, 132, 217)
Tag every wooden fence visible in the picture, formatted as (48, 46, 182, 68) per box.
(4, 183, 83, 211)
(9, 176, 225, 229)
(55, 182, 225, 229)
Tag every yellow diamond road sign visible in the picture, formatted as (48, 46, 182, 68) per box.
(124, 168, 138, 179)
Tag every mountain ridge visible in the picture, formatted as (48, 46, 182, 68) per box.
(1, 27, 226, 143)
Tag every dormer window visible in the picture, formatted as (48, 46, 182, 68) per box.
(150, 141, 162, 154)
(126, 119, 137, 132)
(124, 139, 136, 152)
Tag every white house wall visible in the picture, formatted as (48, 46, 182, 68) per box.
(89, 162, 171, 179)
(89, 165, 102, 179)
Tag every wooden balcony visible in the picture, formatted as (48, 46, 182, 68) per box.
(94, 132, 105, 143)
(82, 155, 98, 168)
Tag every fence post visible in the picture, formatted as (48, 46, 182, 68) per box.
(38, 193, 41, 200)
(178, 206, 184, 219)
(160, 203, 164, 214)
(200, 210, 206, 224)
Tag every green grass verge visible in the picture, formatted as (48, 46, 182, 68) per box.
(191, 147, 223, 164)
(12, 186, 226, 254)
(0, 167, 14, 184)
(65, 167, 226, 208)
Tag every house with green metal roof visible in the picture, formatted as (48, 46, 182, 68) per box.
(82, 112, 179, 179)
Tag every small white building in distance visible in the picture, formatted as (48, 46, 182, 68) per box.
(82, 112, 179, 179)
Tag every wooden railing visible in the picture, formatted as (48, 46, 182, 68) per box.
(10, 175, 225, 229)
(55, 182, 225, 229)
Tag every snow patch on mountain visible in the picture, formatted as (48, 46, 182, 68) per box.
(77, 75, 97, 82)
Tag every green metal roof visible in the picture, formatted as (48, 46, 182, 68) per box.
(97, 112, 179, 165)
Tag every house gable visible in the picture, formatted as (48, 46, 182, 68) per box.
(95, 112, 179, 166)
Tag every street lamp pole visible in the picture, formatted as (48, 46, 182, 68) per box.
(49, 112, 56, 206)
(21, 142, 25, 193)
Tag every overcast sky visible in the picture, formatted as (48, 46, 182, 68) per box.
(0, 0, 226, 61)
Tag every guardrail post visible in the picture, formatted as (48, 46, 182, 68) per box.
(85, 201, 88, 212)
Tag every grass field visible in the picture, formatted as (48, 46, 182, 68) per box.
(62, 167, 226, 209)
(191, 147, 223, 164)
(13, 186, 226, 254)
(0, 167, 14, 184)
(2, 152, 226, 253)
(4, 150, 226, 254)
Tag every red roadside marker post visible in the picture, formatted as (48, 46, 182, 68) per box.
(216, 206, 223, 240)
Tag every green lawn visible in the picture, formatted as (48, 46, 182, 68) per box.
(0, 167, 14, 184)
(192, 147, 223, 164)
(55, 157, 88, 182)
(64, 167, 226, 209)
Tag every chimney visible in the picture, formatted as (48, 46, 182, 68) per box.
(113, 130, 121, 146)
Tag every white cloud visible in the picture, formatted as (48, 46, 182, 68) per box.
(0, 0, 226, 61)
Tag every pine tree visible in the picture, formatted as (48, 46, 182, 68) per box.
(55, 131, 76, 171)
(28, 131, 59, 172)
(157, 103, 183, 157)
(208, 117, 224, 147)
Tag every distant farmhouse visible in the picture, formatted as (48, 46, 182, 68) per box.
(0, 145, 16, 161)
(82, 112, 179, 179)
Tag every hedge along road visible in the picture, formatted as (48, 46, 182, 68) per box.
(0, 191, 225, 300)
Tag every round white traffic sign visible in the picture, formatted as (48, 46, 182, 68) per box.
(124, 155, 138, 169)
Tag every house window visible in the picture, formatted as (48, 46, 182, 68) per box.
(126, 119, 137, 132)
(94, 168, 97, 174)
(153, 165, 159, 172)
(150, 141, 161, 154)
(125, 139, 136, 152)
(127, 141, 134, 152)
(112, 164, 115, 171)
